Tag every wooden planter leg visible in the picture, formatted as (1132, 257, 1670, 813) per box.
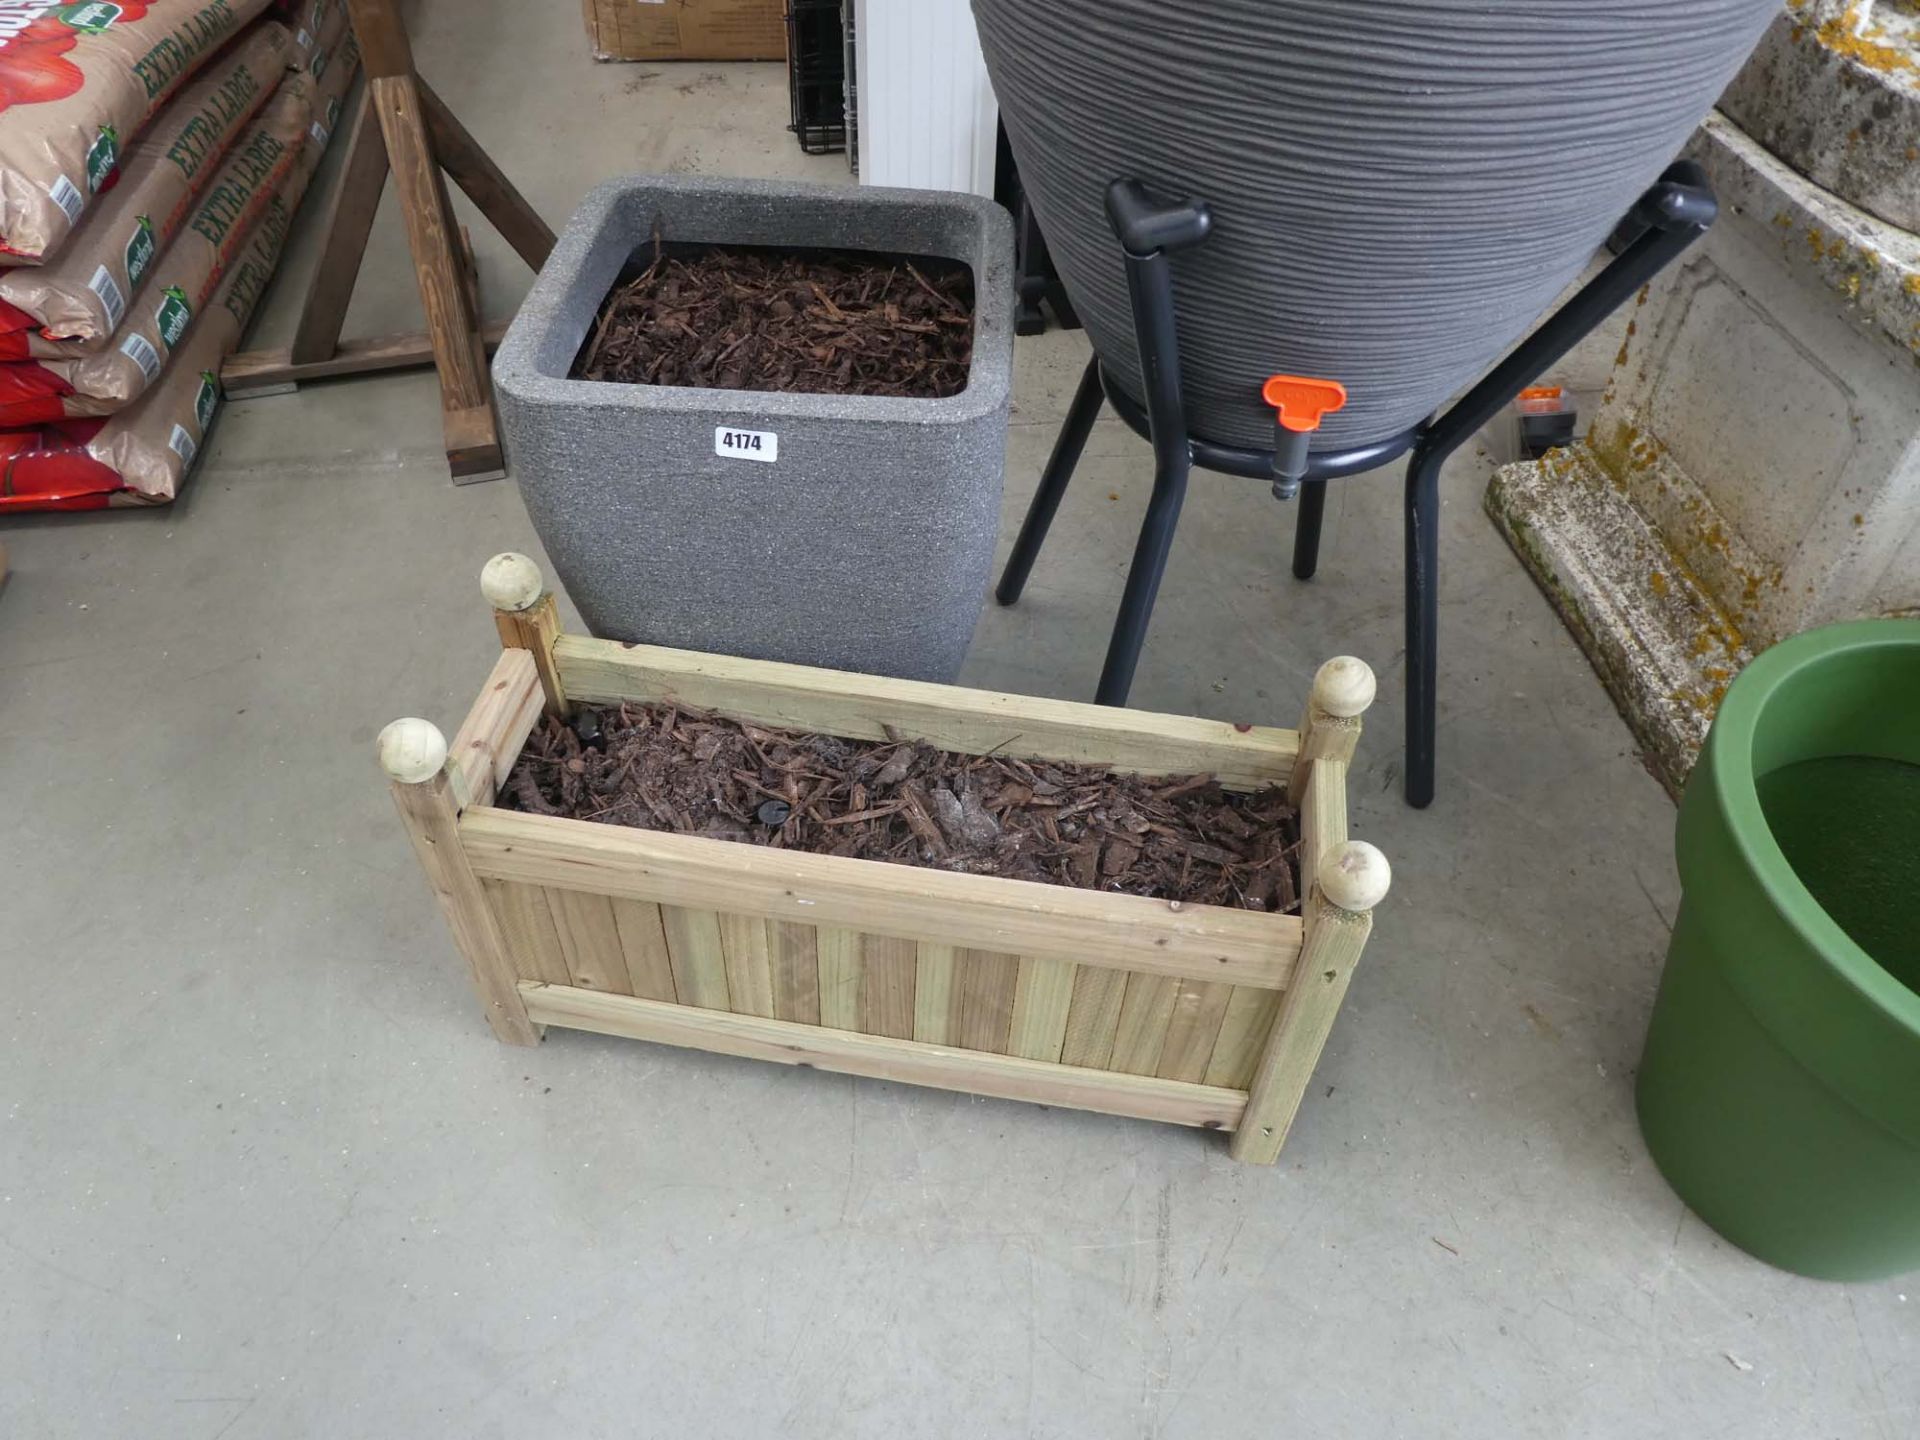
(481, 552, 568, 715)
(379, 717, 541, 1046)
(1231, 839, 1391, 1164)
(1288, 655, 1376, 806)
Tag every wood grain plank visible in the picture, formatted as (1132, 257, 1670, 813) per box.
(553, 635, 1298, 791)
(858, 934, 917, 1040)
(914, 944, 958, 1044)
(523, 983, 1246, 1131)
(545, 888, 631, 995)
(480, 879, 569, 986)
(446, 649, 540, 810)
(389, 773, 537, 1045)
(661, 906, 730, 1011)
(1301, 757, 1349, 903)
(817, 926, 860, 1030)
(223, 322, 508, 393)
(1059, 966, 1128, 1069)
(1231, 896, 1373, 1164)
(611, 898, 676, 1001)
(1109, 973, 1180, 1076)
(952, 949, 1019, 1054)
(366, 73, 488, 411)
(1007, 957, 1076, 1063)
(461, 808, 1299, 989)
(1156, 980, 1235, 1084)
(288, 83, 387, 366)
(771, 921, 820, 1025)
(1203, 986, 1283, 1090)
(492, 592, 568, 717)
(719, 913, 775, 1018)
(418, 76, 555, 271)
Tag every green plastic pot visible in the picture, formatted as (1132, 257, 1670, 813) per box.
(1637, 619, 1920, 1281)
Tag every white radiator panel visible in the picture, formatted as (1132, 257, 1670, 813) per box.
(852, 0, 998, 196)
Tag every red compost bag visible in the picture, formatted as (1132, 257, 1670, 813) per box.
(0, 18, 293, 354)
(0, 26, 358, 423)
(0, 68, 306, 421)
(0, 0, 275, 262)
(0, 117, 318, 509)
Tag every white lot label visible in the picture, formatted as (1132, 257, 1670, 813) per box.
(167, 423, 196, 467)
(88, 263, 126, 328)
(120, 330, 161, 381)
(48, 174, 83, 225)
(714, 426, 777, 463)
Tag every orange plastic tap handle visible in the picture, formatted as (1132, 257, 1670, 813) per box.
(1263, 374, 1348, 433)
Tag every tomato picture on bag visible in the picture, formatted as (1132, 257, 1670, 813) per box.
(0, 4, 158, 113)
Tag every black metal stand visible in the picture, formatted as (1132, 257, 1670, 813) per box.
(996, 163, 1718, 807)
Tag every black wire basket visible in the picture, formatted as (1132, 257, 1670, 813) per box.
(785, 0, 847, 155)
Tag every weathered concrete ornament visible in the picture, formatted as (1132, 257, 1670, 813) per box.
(1490, 10, 1920, 794)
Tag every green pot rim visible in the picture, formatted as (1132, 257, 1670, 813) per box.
(1702, 617, 1920, 1039)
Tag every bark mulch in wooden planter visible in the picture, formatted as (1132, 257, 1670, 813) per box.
(379, 553, 1392, 1164)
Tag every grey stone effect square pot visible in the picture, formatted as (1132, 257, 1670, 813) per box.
(494, 174, 1013, 682)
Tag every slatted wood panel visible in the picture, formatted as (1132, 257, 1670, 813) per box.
(481, 879, 570, 985)
(1059, 966, 1128, 1068)
(859, 934, 917, 1039)
(463, 807, 1298, 989)
(719, 914, 775, 1018)
(1008, 957, 1076, 1062)
(1110, 973, 1181, 1076)
(662, 905, 730, 1010)
(914, 945, 958, 1044)
(771, 920, 821, 1024)
(547, 889, 632, 994)
(951, 949, 1019, 1053)
(1157, 980, 1235, 1084)
(1203, 986, 1283, 1089)
(561, 901, 1282, 1090)
(611, 898, 677, 1002)
(818, 927, 860, 1029)
(524, 982, 1249, 1131)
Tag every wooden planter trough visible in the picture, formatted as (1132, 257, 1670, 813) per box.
(380, 554, 1391, 1163)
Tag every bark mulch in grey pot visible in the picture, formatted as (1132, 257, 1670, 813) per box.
(494, 175, 1013, 683)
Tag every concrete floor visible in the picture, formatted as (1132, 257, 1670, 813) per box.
(3, 10, 1916, 1438)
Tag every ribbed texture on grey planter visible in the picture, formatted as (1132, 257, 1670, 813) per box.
(495, 175, 1012, 683)
(973, 0, 1780, 451)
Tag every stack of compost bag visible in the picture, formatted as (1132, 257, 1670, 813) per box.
(0, 0, 356, 511)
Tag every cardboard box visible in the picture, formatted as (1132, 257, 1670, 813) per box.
(582, 0, 789, 61)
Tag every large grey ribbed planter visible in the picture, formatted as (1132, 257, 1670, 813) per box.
(972, 0, 1780, 452)
(494, 175, 1013, 682)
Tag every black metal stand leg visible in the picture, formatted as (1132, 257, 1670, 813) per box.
(1403, 444, 1442, 809)
(1087, 179, 1212, 706)
(996, 353, 1104, 606)
(1292, 479, 1328, 580)
(1390, 159, 1718, 806)
(1096, 450, 1190, 704)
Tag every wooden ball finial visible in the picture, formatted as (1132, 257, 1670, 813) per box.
(1310, 656, 1377, 719)
(481, 552, 544, 613)
(378, 717, 448, 784)
(1319, 840, 1391, 913)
